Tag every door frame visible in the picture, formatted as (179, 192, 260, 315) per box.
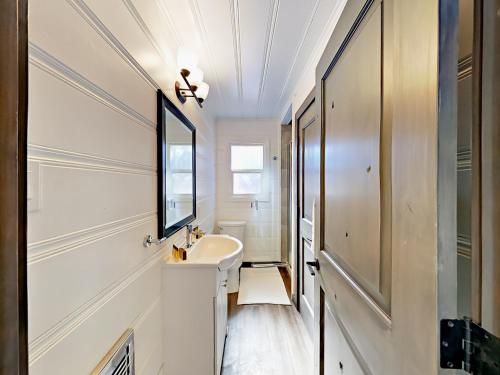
(470, 0, 483, 324)
(294, 88, 315, 310)
(479, 0, 500, 334)
(0, 0, 29, 373)
(437, 0, 460, 334)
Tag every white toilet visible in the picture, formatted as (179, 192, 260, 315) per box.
(218, 220, 246, 293)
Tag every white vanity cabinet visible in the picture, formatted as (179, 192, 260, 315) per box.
(162, 264, 229, 375)
(215, 280, 228, 374)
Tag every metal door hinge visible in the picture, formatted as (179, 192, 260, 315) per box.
(441, 318, 500, 374)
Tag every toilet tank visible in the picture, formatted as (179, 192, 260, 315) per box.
(217, 221, 246, 244)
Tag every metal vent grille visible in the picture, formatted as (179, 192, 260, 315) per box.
(91, 329, 135, 375)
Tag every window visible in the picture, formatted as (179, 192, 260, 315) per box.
(169, 144, 192, 195)
(230, 144, 264, 195)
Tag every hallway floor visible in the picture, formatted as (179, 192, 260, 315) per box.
(221, 268, 313, 375)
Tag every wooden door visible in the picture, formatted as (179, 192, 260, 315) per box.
(215, 281, 228, 375)
(296, 90, 319, 338)
(313, 0, 449, 373)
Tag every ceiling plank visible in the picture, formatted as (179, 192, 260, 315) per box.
(274, 0, 321, 109)
(188, 0, 224, 104)
(257, 0, 280, 115)
(228, 0, 243, 101)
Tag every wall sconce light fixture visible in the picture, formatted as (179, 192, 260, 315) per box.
(175, 49, 209, 108)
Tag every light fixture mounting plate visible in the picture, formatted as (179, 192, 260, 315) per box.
(175, 81, 187, 104)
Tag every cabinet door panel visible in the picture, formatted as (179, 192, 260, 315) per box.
(215, 282, 228, 374)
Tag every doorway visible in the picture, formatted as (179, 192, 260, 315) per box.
(455, 0, 500, 337)
(281, 123, 293, 266)
(295, 89, 318, 338)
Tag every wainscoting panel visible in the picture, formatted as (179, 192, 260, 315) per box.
(29, 0, 156, 123)
(28, 63, 156, 167)
(28, 216, 156, 341)
(28, 0, 216, 373)
(27, 163, 155, 244)
(29, 259, 162, 374)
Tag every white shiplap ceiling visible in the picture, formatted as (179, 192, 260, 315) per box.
(86, 0, 345, 119)
(170, 0, 345, 118)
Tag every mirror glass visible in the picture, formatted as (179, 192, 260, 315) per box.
(165, 108, 194, 227)
(158, 90, 196, 238)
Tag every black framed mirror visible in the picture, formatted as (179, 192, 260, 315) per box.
(157, 89, 196, 239)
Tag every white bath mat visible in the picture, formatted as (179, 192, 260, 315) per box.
(237, 267, 291, 305)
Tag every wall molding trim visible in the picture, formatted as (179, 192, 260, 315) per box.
(29, 42, 156, 133)
(122, 0, 165, 61)
(28, 211, 156, 264)
(66, 0, 159, 91)
(155, 0, 181, 49)
(28, 144, 155, 176)
(121, 0, 174, 83)
(28, 249, 164, 365)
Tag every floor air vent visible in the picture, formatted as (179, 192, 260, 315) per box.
(91, 329, 135, 375)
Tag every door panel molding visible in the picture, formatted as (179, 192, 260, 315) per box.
(320, 0, 376, 81)
(320, 250, 391, 327)
(319, 0, 391, 314)
(315, 0, 445, 372)
(320, 288, 373, 375)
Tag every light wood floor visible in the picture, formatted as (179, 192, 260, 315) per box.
(221, 267, 313, 375)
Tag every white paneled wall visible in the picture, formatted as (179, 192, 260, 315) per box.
(215, 119, 281, 262)
(27, 0, 216, 373)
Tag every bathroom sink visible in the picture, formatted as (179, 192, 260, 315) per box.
(164, 234, 243, 270)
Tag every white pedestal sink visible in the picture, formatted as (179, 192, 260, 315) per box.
(164, 234, 243, 270)
(162, 234, 243, 375)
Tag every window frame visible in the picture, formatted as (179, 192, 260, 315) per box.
(167, 142, 193, 197)
(228, 142, 270, 201)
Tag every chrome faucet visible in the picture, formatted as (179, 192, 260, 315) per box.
(186, 224, 194, 248)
